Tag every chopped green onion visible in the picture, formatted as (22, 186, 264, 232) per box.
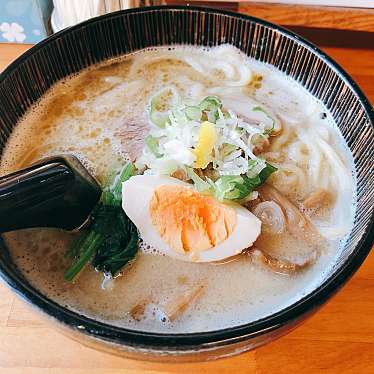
(199, 96, 222, 112)
(150, 112, 169, 128)
(185, 106, 202, 121)
(258, 162, 277, 181)
(145, 135, 163, 158)
(212, 176, 243, 201)
(207, 110, 219, 123)
(186, 167, 211, 192)
(198, 96, 223, 123)
(221, 143, 238, 158)
(253, 106, 275, 135)
(210, 163, 277, 201)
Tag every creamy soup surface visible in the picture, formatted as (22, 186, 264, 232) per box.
(0, 45, 355, 333)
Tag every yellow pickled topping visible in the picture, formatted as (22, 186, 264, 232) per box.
(194, 121, 217, 169)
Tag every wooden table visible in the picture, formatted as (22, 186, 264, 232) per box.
(0, 39, 373, 373)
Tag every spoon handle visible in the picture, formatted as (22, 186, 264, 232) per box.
(0, 155, 101, 233)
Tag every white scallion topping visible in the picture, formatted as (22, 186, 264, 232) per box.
(138, 94, 274, 180)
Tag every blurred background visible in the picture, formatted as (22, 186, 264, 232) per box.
(0, 0, 373, 48)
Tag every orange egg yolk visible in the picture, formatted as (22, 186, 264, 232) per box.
(149, 185, 237, 254)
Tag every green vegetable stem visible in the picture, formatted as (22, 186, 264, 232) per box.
(64, 163, 138, 282)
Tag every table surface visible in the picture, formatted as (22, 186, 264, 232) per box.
(169, 1, 374, 32)
(0, 41, 373, 374)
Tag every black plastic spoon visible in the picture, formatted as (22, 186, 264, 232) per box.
(0, 155, 102, 233)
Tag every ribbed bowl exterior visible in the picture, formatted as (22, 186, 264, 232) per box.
(0, 6, 373, 362)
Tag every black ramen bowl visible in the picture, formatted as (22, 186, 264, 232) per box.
(0, 6, 373, 362)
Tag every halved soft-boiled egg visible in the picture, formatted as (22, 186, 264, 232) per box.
(122, 175, 261, 262)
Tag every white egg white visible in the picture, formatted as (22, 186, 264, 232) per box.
(122, 175, 261, 263)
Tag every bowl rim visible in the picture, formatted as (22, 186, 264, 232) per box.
(0, 5, 373, 350)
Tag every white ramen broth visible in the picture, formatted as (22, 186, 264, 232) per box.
(0, 45, 355, 333)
